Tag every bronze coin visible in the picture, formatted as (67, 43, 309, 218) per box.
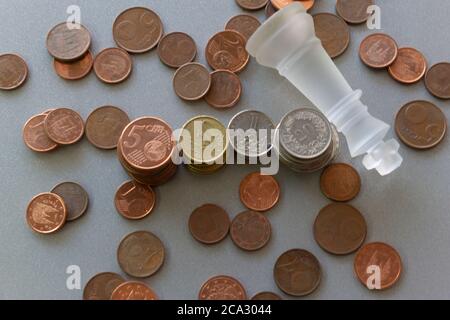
(274, 249, 321, 297)
(46, 22, 91, 61)
(23, 114, 58, 153)
(44, 108, 85, 145)
(314, 203, 367, 255)
(93, 48, 133, 84)
(111, 281, 158, 300)
(236, 0, 268, 11)
(113, 7, 163, 54)
(26, 193, 67, 234)
(230, 211, 271, 251)
(51, 182, 89, 222)
(204, 70, 242, 109)
(83, 272, 125, 300)
(251, 291, 282, 300)
(388, 47, 427, 84)
(85, 106, 130, 149)
(225, 15, 261, 41)
(173, 63, 211, 101)
(265, 1, 278, 18)
(117, 230, 165, 278)
(114, 180, 156, 220)
(313, 13, 350, 59)
(206, 30, 249, 73)
(354, 242, 402, 290)
(157, 32, 197, 68)
(336, 0, 373, 24)
(320, 163, 361, 202)
(189, 204, 230, 245)
(239, 172, 280, 212)
(359, 33, 398, 69)
(199, 275, 247, 300)
(425, 62, 450, 100)
(271, 0, 314, 11)
(0, 53, 28, 90)
(53, 51, 93, 80)
(395, 100, 447, 149)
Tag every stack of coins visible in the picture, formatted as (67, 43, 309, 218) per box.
(117, 117, 177, 186)
(275, 108, 340, 173)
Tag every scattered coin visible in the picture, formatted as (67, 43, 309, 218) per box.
(274, 249, 321, 297)
(85, 106, 130, 149)
(114, 180, 156, 220)
(240, 172, 280, 212)
(26, 193, 67, 234)
(359, 33, 398, 69)
(388, 47, 427, 84)
(53, 51, 93, 80)
(46, 22, 91, 61)
(157, 32, 197, 68)
(236, 0, 269, 11)
(93, 48, 133, 84)
(111, 281, 158, 300)
(189, 204, 230, 245)
(0, 53, 28, 90)
(425, 62, 450, 99)
(173, 63, 211, 101)
(199, 275, 247, 300)
(336, 0, 373, 24)
(23, 114, 59, 153)
(117, 230, 165, 278)
(271, 0, 314, 11)
(320, 163, 361, 202)
(225, 15, 261, 41)
(395, 100, 447, 149)
(251, 292, 282, 300)
(204, 70, 242, 109)
(113, 7, 164, 53)
(206, 31, 249, 73)
(83, 272, 125, 300)
(44, 108, 85, 145)
(354, 242, 402, 290)
(265, 1, 278, 18)
(230, 211, 271, 251)
(299, 0, 315, 11)
(51, 182, 89, 222)
(313, 13, 350, 59)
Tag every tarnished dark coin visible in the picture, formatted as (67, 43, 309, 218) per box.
(199, 275, 247, 300)
(85, 106, 130, 149)
(236, 0, 268, 11)
(313, 13, 350, 59)
(46, 22, 91, 61)
(51, 182, 89, 222)
(251, 292, 282, 300)
(53, 51, 93, 80)
(336, 0, 373, 24)
(94, 48, 133, 84)
(395, 100, 447, 149)
(388, 47, 427, 84)
(320, 163, 361, 202)
(265, 1, 278, 18)
(189, 204, 230, 245)
(117, 230, 165, 278)
(230, 211, 271, 251)
(204, 70, 242, 109)
(23, 114, 58, 153)
(173, 63, 211, 101)
(0, 53, 28, 90)
(225, 15, 261, 41)
(114, 180, 156, 220)
(83, 272, 125, 300)
(206, 31, 249, 73)
(239, 172, 280, 212)
(157, 32, 197, 68)
(425, 62, 450, 99)
(113, 7, 164, 53)
(44, 108, 85, 145)
(274, 249, 321, 297)
(26, 193, 67, 234)
(111, 281, 158, 300)
(359, 33, 398, 69)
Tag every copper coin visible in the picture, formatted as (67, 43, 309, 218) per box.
(299, 0, 315, 11)
(313, 13, 350, 59)
(23, 114, 58, 153)
(206, 30, 249, 73)
(93, 48, 133, 84)
(173, 63, 211, 101)
(0, 53, 28, 90)
(425, 62, 450, 99)
(83, 272, 125, 300)
(236, 0, 268, 11)
(314, 203, 367, 255)
(111, 281, 158, 300)
(51, 182, 89, 222)
(53, 51, 93, 80)
(205, 70, 242, 109)
(113, 7, 164, 54)
(359, 33, 398, 69)
(388, 47, 427, 84)
(44, 108, 84, 145)
(271, 0, 314, 11)
(189, 204, 230, 245)
(320, 163, 361, 202)
(239, 172, 280, 212)
(251, 292, 282, 300)
(265, 1, 278, 18)
(26, 193, 67, 234)
(85, 106, 130, 149)
(114, 180, 156, 220)
(354, 242, 402, 290)
(395, 100, 447, 150)
(157, 32, 197, 68)
(46, 22, 91, 61)
(336, 0, 373, 24)
(274, 249, 321, 297)
(230, 211, 271, 251)
(199, 275, 247, 300)
(225, 15, 261, 41)
(117, 230, 165, 278)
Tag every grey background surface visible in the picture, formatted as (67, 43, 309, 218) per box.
(1, 0, 449, 300)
